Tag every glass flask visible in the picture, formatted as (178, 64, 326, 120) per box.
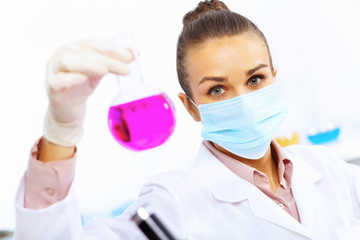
(107, 34, 176, 151)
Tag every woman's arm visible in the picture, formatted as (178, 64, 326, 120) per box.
(15, 40, 135, 239)
(38, 137, 75, 163)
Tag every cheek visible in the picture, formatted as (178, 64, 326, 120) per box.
(255, 75, 275, 90)
(267, 77, 276, 85)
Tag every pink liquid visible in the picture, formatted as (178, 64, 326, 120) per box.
(108, 93, 176, 151)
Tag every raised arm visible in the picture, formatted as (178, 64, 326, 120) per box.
(14, 40, 135, 239)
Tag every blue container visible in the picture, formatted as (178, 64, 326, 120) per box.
(308, 127, 340, 145)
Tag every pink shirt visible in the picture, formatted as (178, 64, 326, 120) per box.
(24, 138, 299, 223)
(24, 138, 76, 209)
(203, 140, 300, 222)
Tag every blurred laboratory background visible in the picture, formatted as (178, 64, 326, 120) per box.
(0, 0, 359, 235)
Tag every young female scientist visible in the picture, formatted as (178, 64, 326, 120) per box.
(14, 0, 360, 239)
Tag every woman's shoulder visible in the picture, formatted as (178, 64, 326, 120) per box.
(144, 170, 193, 186)
(138, 169, 213, 205)
(283, 143, 353, 176)
(139, 169, 201, 193)
(284, 143, 341, 163)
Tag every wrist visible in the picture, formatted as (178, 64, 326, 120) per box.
(38, 137, 76, 162)
(43, 109, 84, 147)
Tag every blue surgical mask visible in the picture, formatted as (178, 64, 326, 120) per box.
(189, 84, 288, 159)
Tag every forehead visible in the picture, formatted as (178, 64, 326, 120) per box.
(185, 33, 270, 82)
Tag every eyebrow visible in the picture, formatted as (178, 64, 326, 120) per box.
(246, 63, 268, 76)
(197, 63, 268, 86)
(198, 76, 228, 86)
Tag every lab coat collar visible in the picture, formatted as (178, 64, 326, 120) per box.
(288, 150, 324, 233)
(191, 142, 323, 239)
(191, 142, 253, 202)
(191, 142, 323, 202)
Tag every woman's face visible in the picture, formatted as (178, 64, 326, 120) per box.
(179, 33, 275, 122)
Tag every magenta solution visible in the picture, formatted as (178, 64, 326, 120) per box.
(108, 93, 176, 151)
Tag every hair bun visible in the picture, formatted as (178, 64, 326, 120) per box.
(182, 0, 230, 28)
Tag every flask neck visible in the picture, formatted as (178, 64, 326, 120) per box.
(117, 56, 144, 95)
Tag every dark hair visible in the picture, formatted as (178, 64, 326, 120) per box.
(176, 0, 273, 99)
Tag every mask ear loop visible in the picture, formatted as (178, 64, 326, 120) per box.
(186, 95, 199, 109)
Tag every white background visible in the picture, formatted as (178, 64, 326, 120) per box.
(0, 0, 359, 230)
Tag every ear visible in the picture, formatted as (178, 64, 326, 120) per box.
(178, 93, 201, 122)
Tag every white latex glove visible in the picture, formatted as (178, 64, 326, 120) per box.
(44, 40, 134, 146)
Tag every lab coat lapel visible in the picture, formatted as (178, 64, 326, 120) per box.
(191, 143, 250, 202)
(290, 152, 323, 232)
(191, 143, 316, 239)
(247, 187, 314, 239)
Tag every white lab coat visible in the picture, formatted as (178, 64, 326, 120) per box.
(14, 143, 360, 240)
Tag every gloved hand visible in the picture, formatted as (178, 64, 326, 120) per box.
(44, 40, 134, 147)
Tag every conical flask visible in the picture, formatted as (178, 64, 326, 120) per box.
(107, 34, 176, 151)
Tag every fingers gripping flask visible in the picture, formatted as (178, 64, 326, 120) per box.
(107, 34, 176, 151)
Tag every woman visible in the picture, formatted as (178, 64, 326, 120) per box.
(14, 0, 360, 239)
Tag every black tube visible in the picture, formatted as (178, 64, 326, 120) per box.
(131, 207, 176, 240)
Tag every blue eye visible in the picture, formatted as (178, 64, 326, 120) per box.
(248, 75, 264, 86)
(208, 86, 225, 96)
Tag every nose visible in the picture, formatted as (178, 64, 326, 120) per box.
(234, 86, 251, 97)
